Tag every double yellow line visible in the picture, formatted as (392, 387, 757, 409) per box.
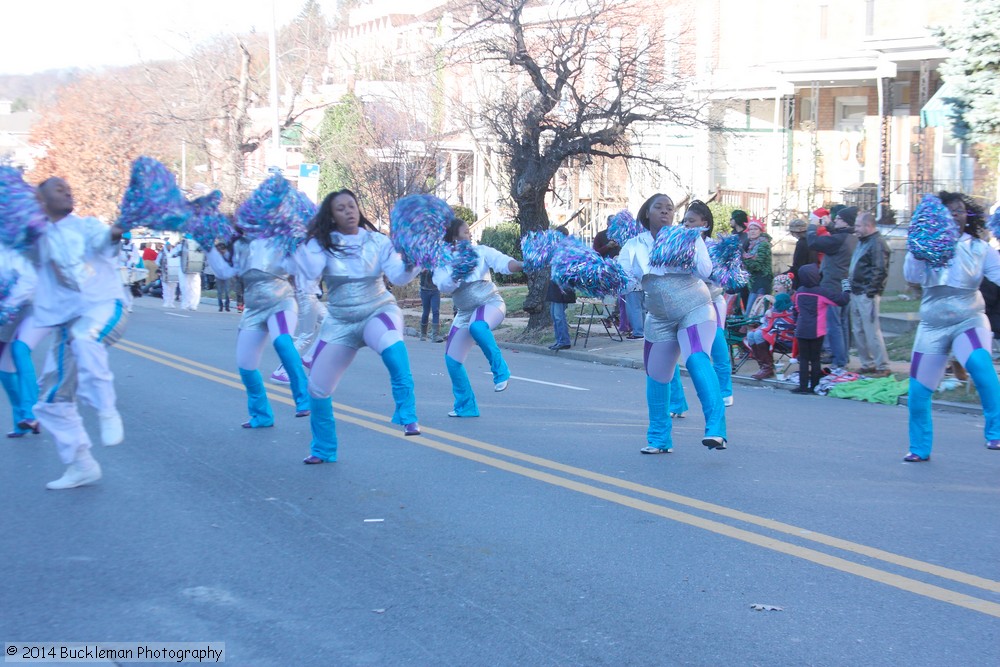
(116, 338, 1000, 618)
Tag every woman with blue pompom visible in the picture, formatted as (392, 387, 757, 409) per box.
(0, 244, 47, 439)
(433, 217, 523, 418)
(296, 189, 421, 464)
(207, 226, 312, 429)
(667, 200, 737, 420)
(903, 192, 1000, 461)
(618, 194, 728, 453)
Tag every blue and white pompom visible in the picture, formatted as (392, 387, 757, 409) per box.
(0, 271, 18, 325)
(236, 173, 291, 240)
(707, 234, 749, 290)
(649, 226, 704, 270)
(908, 194, 958, 269)
(0, 167, 47, 251)
(269, 189, 315, 255)
(444, 240, 479, 281)
(607, 209, 642, 246)
(185, 190, 234, 252)
(0, 271, 15, 303)
(551, 236, 629, 297)
(988, 208, 1000, 241)
(389, 194, 452, 269)
(117, 157, 190, 232)
(520, 229, 567, 272)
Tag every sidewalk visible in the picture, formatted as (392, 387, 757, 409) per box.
(368, 302, 982, 416)
(478, 317, 987, 418)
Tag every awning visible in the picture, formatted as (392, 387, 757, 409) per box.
(920, 82, 958, 129)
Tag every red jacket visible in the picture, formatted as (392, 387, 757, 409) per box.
(760, 308, 796, 346)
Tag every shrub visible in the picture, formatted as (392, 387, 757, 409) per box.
(707, 202, 739, 238)
(452, 205, 477, 225)
(479, 222, 523, 284)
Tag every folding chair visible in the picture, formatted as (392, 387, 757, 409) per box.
(573, 297, 623, 348)
(726, 315, 755, 372)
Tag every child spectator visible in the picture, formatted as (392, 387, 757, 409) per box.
(744, 292, 796, 380)
(791, 264, 850, 394)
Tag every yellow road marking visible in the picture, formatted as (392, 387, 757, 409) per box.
(115, 339, 1000, 617)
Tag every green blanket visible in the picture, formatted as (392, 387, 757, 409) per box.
(827, 376, 910, 405)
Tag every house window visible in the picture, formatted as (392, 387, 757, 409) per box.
(835, 96, 867, 131)
(891, 81, 911, 111)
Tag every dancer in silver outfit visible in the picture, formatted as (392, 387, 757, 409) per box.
(207, 234, 311, 428)
(904, 192, 1000, 461)
(0, 244, 47, 439)
(296, 190, 421, 464)
(618, 194, 728, 454)
(433, 218, 523, 417)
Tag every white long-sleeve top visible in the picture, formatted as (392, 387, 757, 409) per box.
(31, 214, 119, 327)
(295, 229, 418, 286)
(903, 234, 1000, 290)
(0, 244, 37, 310)
(432, 244, 516, 294)
(208, 237, 296, 281)
(617, 230, 713, 288)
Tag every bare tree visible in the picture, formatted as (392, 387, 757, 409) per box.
(450, 0, 712, 330)
(133, 2, 332, 204)
(28, 71, 175, 220)
(309, 90, 445, 226)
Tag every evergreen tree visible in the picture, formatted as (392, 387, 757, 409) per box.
(937, 1, 1000, 142)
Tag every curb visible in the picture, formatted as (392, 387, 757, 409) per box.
(498, 341, 985, 416)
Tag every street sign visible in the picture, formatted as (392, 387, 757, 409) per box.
(299, 163, 320, 179)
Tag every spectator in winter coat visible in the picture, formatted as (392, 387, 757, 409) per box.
(593, 216, 627, 333)
(848, 212, 891, 376)
(791, 264, 850, 394)
(806, 206, 858, 370)
(743, 292, 796, 380)
(548, 225, 576, 350)
(742, 220, 773, 314)
(787, 219, 817, 288)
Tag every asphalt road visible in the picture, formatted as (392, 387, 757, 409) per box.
(2, 297, 999, 666)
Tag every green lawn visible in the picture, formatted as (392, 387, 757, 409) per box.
(879, 294, 920, 313)
(497, 284, 529, 315)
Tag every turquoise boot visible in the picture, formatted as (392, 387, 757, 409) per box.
(445, 355, 479, 417)
(11, 341, 38, 427)
(380, 341, 418, 427)
(469, 321, 510, 386)
(0, 371, 29, 436)
(907, 379, 934, 459)
(307, 396, 338, 462)
(686, 351, 727, 447)
(668, 365, 689, 415)
(272, 334, 310, 414)
(643, 375, 673, 452)
(963, 347, 1000, 442)
(711, 328, 733, 401)
(239, 368, 274, 428)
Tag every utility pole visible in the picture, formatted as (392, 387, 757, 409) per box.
(269, 0, 282, 170)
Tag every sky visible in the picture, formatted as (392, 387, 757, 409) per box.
(0, 0, 341, 76)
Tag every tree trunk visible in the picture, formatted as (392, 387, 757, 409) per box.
(219, 39, 252, 199)
(514, 185, 552, 332)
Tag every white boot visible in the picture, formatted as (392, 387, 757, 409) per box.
(47, 451, 102, 490)
(99, 411, 124, 446)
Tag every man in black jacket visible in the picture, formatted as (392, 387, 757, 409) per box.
(787, 218, 817, 288)
(807, 206, 858, 370)
(848, 212, 891, 376)
(548, 226, 576, 350)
